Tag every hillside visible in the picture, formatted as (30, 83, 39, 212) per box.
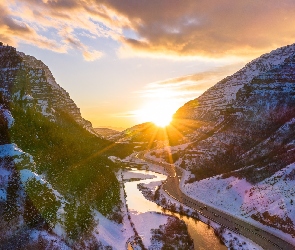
(146, 43, 295, 241)
(0, 43, 124, 248)
(108, 122, 185, 154)
(94, 127, 121, 139)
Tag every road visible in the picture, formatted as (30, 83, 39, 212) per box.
(136, 152, 295, 250)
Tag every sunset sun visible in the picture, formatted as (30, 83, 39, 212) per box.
(152, 113, 172, 127)
(136, 101, 177, 127)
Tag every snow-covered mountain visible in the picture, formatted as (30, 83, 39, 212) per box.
(0, 43, 122, 248)
(171, 43, 295, 178)
(147, 43, 295, 241)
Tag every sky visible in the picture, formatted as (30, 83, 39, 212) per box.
(1, 0, 295, 129)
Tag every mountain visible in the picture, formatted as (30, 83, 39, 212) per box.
(16, 51, 94, 133)
(146, 43, 295, 240)
(171, 43, 295, 180)
(0, 43, 124, 248)
(94, 127, 121, 139)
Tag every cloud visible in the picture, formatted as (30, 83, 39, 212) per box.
(103, 0, 295, 57)
(0, 0, 107, 60)
(82, 49, 103, 61)
(1, 0, 295, 59)
(61, 28, 103, 60)
(140, 63, 243, 102)
(0, 3, 32, 45)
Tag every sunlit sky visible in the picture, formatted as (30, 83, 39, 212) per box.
(1, 0, 295, 129)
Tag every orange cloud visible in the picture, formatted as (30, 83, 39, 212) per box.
(0, 0, 108, 60)
(105, 0, 295, 57)
(1, 0, 295, 59)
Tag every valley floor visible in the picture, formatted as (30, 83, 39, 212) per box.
(121, 152, 266, 250)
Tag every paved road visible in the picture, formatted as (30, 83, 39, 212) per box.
(136, 152, 295, 250)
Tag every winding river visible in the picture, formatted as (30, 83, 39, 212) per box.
(124, 168, 227, 250)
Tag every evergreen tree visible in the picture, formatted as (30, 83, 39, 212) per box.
(3, 169, 21, 222)
(24, 195, 43, 227)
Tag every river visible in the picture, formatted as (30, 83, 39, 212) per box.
(124, 168, 227, 250)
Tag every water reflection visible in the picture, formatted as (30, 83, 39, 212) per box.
(124, 169, 166, 213)
(123, 169, 227, 250)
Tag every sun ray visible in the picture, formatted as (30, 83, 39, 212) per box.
(146, 125, 161, 150)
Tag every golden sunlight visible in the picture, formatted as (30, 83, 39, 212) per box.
(136, 101, 177, 127)
(152, 113, 172, 127)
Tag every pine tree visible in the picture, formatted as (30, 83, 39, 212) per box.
(3, 169, 21, 222)
(24, 195, 43, 227)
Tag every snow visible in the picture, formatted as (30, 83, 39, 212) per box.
(22, 94, 34, 100)
(37, 99, 52, 117)
(19, 168, 68, 237)
(241, 163, 295, 219)
(122, 169, 157, 181)
(126, 152, 169, 176)
(108, 155, 121, 163)
(93, 209, 167, 250)
(0, 144, 68, 238)
(222, 229, 263, 250)
(154, 178, 263, 250)
(20, 168, 68, 237)
(0, 145, 41, 185)
(29, 230, 71, 250)
(181, 164, 295, 245)
(141, 180, 163, 194)
(92, 176, 135, 250)
(120, 168, 175, 249)
(93, 210, 131, 249)
(131, 212, 168, 247)
(127, 164, 260, 250)
(0, 105, 14, 128)
(182, 174, 251, 216)
(0, 166, 10, 178)
(0, 143, 24, 157)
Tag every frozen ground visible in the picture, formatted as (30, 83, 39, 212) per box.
(131, 212, 168, 248)
(180, 164, 295, 245)
(93, 209, 133, 250)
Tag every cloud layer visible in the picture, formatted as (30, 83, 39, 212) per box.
(112, 0, 295, 57)
(1, 0, 295, 59)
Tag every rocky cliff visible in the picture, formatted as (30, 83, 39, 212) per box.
(0, 43, 93, 132)
(0, 43, 121, 248)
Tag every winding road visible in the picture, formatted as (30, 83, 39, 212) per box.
(136, 152, 295, 250)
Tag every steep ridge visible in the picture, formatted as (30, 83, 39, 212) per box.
(0, 43, 122, 248)
(172, 44, 295, 180)
(175, 44, 295, 122)
(146, 43, 295, 241)
(18, 52, 93, 131)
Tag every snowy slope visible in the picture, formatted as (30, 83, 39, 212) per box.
(182, 163, 295, 244)
(149, 43, 295, 239)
